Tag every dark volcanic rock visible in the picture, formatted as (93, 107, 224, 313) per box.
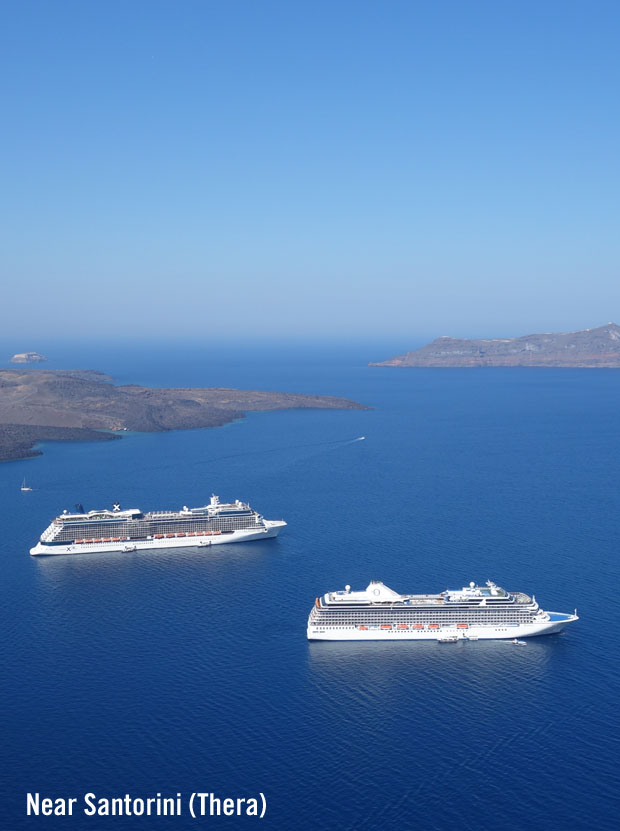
(0, 370, 369, 461)
(0, 425, 119, 461)
(370, 324, 620, 368)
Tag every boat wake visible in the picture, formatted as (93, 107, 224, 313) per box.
(198, 436, 366, 467)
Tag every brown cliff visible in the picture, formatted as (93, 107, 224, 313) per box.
(370, 324, 620, 368)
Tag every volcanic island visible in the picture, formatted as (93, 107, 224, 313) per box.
(371, 324, 620, 368)
(0, 369, 369, 461)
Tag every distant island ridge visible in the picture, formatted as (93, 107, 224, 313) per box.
(0, 369, 368, 461)
(370, 324, 620, 368)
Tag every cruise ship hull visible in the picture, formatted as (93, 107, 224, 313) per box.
(307, 614, 576, 641)
(30, 520, 286, 556)
(307, 580, 578, 642)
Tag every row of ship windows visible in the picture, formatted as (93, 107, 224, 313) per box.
(318, 609, 532, 615)
(57, 519, 259, 539)
(316, 616, 534, 622)
(316, 625, 533, 629)
(313, 627, 517, 631)
(315, 621, 533, 627)
(314, 622, 519, 632)
(315, 621, 526, 626)
(319, 609, 528, 620)
(316, 603, 532, 617)
(318, 611, 531, 616)
(61, 518, 258, 530)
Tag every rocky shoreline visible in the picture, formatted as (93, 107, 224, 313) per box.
(0, 424, 120, 462)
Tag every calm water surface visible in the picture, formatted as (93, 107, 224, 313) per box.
(1, 341, 619, 829)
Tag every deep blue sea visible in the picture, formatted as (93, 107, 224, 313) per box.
(2, 340, 619, 830)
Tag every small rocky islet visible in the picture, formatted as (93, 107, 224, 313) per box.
(9, 351, 47, 364)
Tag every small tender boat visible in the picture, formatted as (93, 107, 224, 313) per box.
(511, 639, 527, 646)
(437, 635, 459, 643)
(21, 478, 33, 492)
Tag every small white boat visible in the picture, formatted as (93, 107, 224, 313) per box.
(511, 638, 527, 646)
(20, 478, 33, 492)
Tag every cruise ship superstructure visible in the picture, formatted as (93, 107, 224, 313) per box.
(307, 580, 578, 640)
(30, 495, 286, 556)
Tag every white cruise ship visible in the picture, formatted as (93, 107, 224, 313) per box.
(30, 494, 286, 556)
(307, 580, 578, 641)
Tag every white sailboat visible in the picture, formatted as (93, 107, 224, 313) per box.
(21, 478, 33, 492)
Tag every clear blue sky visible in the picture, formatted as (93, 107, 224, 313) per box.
(2, 0, 619, 340)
